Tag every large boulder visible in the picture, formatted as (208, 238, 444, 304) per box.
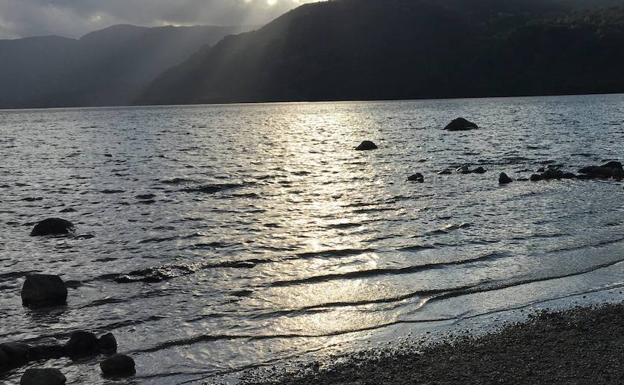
(20, 368, 66, 385)
(0, 343, 30, 372)
(579, 161, 624, 179)
(444, 118, 478, 131)
(355, 141, 378, 151)
(30, 218, 74, 236)
(100, 354, 136, 378)
(21, 275, 68, 308)
(65, 331, 98, 359)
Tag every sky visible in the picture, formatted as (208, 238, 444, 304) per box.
(0, 0, 318, 39)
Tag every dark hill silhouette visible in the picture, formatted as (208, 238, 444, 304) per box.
(0, 25, 247, 108)
(139, 0, 624, 105)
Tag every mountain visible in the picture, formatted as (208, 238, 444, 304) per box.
(0, 24, 247, 108)
(139, 0, 624, 105)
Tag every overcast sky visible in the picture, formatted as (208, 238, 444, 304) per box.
(0, 0, 318, 39)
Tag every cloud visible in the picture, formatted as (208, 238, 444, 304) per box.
(0, 0, 318, 39)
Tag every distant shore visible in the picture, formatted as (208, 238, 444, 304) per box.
(242, 302, 624, 385)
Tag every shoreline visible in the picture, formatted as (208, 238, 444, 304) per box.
(241, 302, 624, 385)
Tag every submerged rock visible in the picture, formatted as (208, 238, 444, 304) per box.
(472, 166, 487, 174)
(30, 218, 74, 236)
(578, 161, 624, 179)
(444, 118, 478, 131)
(456, 165, 487, 175)
(438, 168, 453, 175)
(65, 331, 98, 359)
(530, 167, 576, 182)
(20, 368, 66, 385)
(499, 173, 513, 185)
(100, 354, 136, 378)
(21, 275, 68, 308)
(456, 165, 471, 174)
(355, 141, 378, 151)
(407, 173, 424, 183)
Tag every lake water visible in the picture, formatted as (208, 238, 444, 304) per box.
(1, 95, 624, 384)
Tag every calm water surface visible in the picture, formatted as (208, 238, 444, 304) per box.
(1, 95, 624, 384)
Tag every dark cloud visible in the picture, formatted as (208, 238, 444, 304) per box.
(0, 0, 317, 39)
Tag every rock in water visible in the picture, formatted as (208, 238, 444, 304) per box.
(579, 161, 624, 179)
(100, 354, 136, 377)
(456, 165, 471, 174)
(65, 331, 98, 359)
(0, 343, 30, 372)
(27, 345, 65, 361)
(444, 118, 478, 131)
(97, 333, 118, 355)
(30, 218, 74, 236)
(21, 275, 67, 308)
(20, 368, 66, 385)
(472, 166, 487, 174)
(499, 173, 513, 185)
(355, 141, 378, 151)
(407, 173, 424, 183)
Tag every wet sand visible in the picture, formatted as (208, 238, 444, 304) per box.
(242, 303, 624, 385)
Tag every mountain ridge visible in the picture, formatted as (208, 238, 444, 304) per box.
(138, 0, 624, 106)
(0, 24, 248, 109)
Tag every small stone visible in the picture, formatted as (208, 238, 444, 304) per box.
(20, 368, 66, 385)
(472, 166, 487, 174)
(355, 141, 378, 151)
(98, 333, 117, 355)
(456, 165, 471, 174)
(499, 173, 513, 185)
(65, 331, 98, 359)
(21, 275, 68, 308)
(407, 173, 424, 183)
(30, 218, 74, 236)
(530, 174, 542, 182)
(100, 354, 136, 378)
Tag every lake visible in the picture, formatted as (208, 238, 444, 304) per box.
(1, 94, 624, 384)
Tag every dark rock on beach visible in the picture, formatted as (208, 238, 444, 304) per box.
(407, 173, 424, 183)
(499, 172, 513, 185)
(100, 354, 136, 378)
(65, 331, 99, 359)
(444, 117, 478, 131)
(21, 274, 68, 308)
(20, 368, 66, 385)
(355, 141, 378, 151)
(30, 218, 74, 236)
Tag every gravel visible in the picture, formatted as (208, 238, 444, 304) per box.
(240, 303, 624, 385)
